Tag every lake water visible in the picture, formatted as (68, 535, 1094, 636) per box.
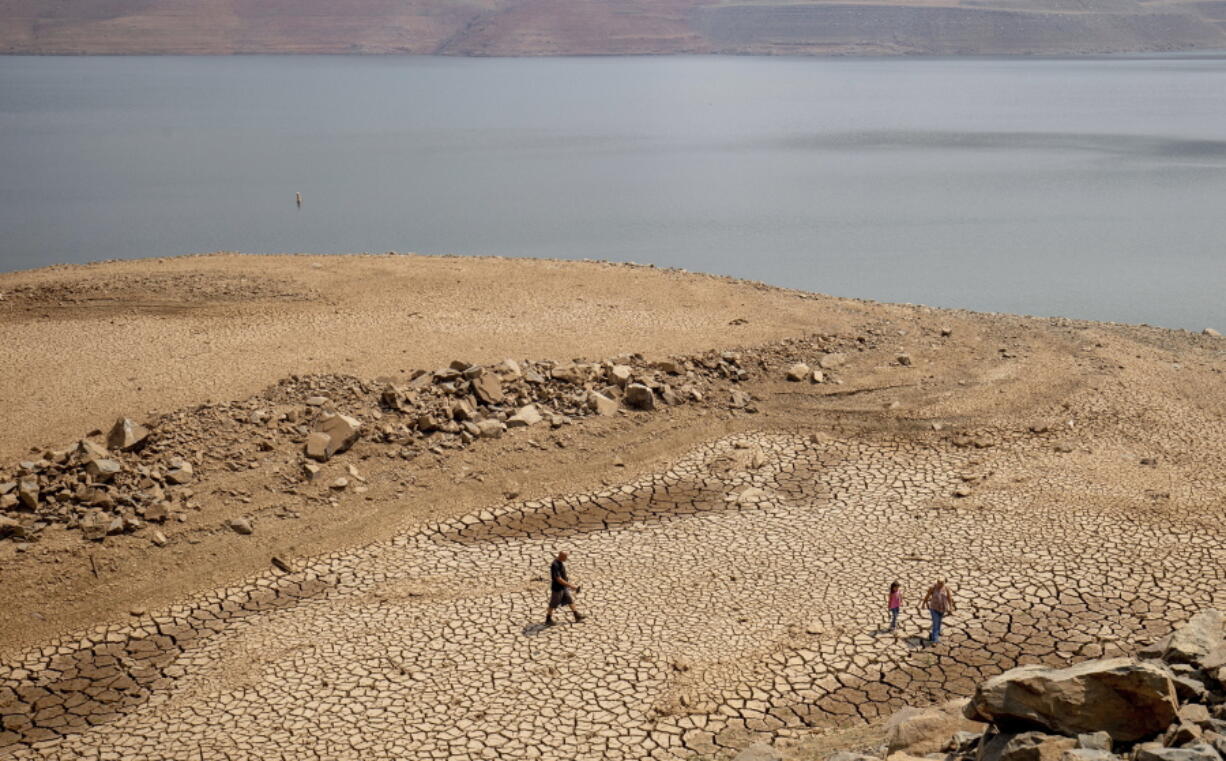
(2, 54, 1224, 330)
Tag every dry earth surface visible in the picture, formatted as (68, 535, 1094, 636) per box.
(1, 254, 1225, 760)
(2, 0, 1225, 55)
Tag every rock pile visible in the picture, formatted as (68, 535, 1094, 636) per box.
(829, 610, 1226, 761)
(0, 335, 863, 544)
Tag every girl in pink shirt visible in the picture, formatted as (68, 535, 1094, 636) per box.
(888, 581, 902, 632)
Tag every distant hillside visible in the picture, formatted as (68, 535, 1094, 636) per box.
(2, 0, 1225, 55)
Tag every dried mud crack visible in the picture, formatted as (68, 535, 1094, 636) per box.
(4, 427, 1225, 760)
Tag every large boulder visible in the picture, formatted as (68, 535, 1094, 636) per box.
(1143, 610, 1226, 669)
(964, 658, 1178, 741)
(107, 417, 149, 451)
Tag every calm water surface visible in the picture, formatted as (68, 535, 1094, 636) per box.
(2, 55, 1224, 329)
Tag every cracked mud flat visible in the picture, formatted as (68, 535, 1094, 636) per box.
(5, 426, 1225, 760)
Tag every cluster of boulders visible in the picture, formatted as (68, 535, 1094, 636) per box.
(355, 353, 749, 454)
(0, 417, 192, 545)
(0, 334, 870, 544)
(820, 609, 1226, 761)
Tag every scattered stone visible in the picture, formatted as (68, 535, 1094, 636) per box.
(271, 556, 292, 573)
(1134, 744, 1222, 761)
(978, 731, 1076, 761)
(819, 352, 847, 369)
(785, 362, 810, 381)
(79, 512, 110, 541)
(305, 396, 329, 406)
(1204, 329, 1221, 338)
(226, 517, 253, 535)
(16, 478, 38, 510)
(897, 353, 913, 366)
(305, 413, 361, 462)
(84, 458, 121, 482)
(1077, 733, 1113, 751)
(0, 515, 21, 538)
(609, 365, 633, 388)
(507, 404, 543, 428)
(624, 384, 655, 411)
(166, 458, 194, 484)
(106, 417, 149, 451)
(589, 392, 619, 417)
(331, 477, 349, 490)
(472, 373, 505, 405)
(476, 419, 506, 439)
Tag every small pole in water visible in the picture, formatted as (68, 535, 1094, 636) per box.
(295, 192, 302, 208)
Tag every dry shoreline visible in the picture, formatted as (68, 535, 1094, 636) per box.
(1, 253, 1224, 760)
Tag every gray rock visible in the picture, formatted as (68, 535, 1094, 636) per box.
(471, 373, 504, 405)
(819, 352, 847, 369)
(476, 419, 506, 439)
(85, 458, 121, 482)
(80, 512, 110, 541)
(166, 458, 194, 485)
(305, 413, 361, 462)
(16, 478, 38, 510)
(227, 517, 253, 535)
(1148, 610, 1226, 669)
(1061, 750, 1117, 761)
(107, 417, 149, 451)
(76, 439, 110, 461)
(624, 384, 655, 411)
(588, 392, 619, 417)
(965, 658, 1178, 741)
(979, 732, 1076, 761)
(785, 362, 810, 381)
(0, 515, 21, 539)
(898, 353, 913, 366)
(305, 432, 332, 462)
(609, 365, 633, 388)
(1134, 743, 1221, 761)
(1079, 733, 1114, 751)
(506, 405, 543, 428)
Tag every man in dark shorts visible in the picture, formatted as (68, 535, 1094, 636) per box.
(545, 551, 585, 626)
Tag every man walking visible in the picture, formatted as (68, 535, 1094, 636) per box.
(919, 580, 955, 645)
(545, 551, 585, 626)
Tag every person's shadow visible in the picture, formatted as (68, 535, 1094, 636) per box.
(521, 623, 552, 637)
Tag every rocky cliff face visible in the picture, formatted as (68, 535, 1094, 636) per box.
(2, 0, 1224, 55)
